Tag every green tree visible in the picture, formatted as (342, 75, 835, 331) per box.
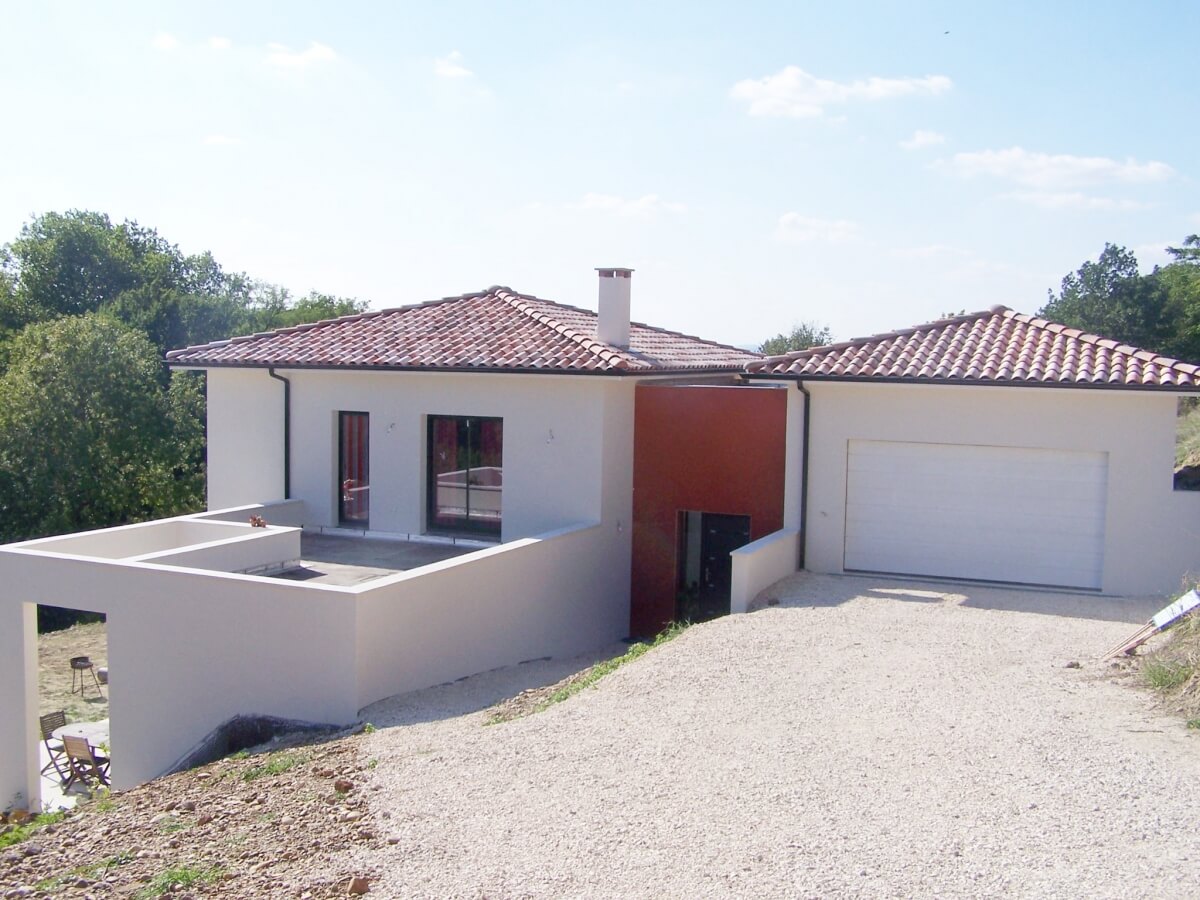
(0, 210, 366, 358)
(1160, 235, 1200, 362)
(759, 321, 833, 356)
(1039, 243, 1172, 353)
(0, 314, 204, 542)
(244, 288, 368, 333)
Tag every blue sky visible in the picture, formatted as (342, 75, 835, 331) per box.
(1, 1, 1196, 347)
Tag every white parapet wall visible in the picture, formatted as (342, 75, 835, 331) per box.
(730, 528, 800, 614)
(0, 508, 629, 811)
(354, 521, 628, 709)
(0, 549, 359, 806)
(131, 526, 300, 574)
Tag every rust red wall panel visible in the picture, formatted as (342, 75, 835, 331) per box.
(630, 384, 788, 637)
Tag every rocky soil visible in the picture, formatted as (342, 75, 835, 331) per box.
(1, 732, 380, 899)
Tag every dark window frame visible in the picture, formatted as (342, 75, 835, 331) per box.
(426, 414, 503, 538)
(338, 411, 370, 528)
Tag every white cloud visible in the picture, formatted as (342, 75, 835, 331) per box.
(1134, 242, 1174, 272)
(434, 51, 473, 79)
(1006, 191, 1149, 211)
(151, 33, 179, 51)
(203, 134, 241, 146)
(209, 36, 232, 50)
(730, 66, 951, 118)
(266, 41, 337, 69)
(775, 213, 859, 243)
(943, 146, 1173, 188)
(900, 129, 945, 150)
(890, 244, 970, 260)
(577, 193, 687, 217)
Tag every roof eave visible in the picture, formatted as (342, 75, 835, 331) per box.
(166, 360, 753, 377)
(740, 372, 1200, 393)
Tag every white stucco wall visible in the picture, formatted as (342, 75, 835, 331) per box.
(0, 550, 359, 802)
(730, 528, 800, 614)
(782, 384, 806, 530)
(0, 600, 37, 812)
(355, 523, 628, 708)
(205, 368, 286, 509)
(206, 369, 635, 544)
(801, 382, 1200, 595)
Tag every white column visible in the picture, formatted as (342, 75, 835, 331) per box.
(0, 600, 40, 812)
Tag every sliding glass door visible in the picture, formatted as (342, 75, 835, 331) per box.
(339, 411, 369, 527)
(427, 415, 502, 537)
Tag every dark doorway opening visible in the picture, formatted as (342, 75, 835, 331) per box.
(676, 511, 752, 623)
(338, 411, 370, 527)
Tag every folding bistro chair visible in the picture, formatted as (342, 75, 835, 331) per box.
(62, 734, 110, 791)
(39, 711, 69, 781)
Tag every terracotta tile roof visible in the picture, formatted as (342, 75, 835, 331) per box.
(747, 306, 1200, 389)
(166, 287, 759, 374)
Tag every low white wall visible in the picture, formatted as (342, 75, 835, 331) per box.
(355, 522, 628, 709)
(191, 499, 308, 529)
(0, 550, 359, 800)
(11, 520, 230, 560)
(730, 528, 800, 614)
(13, 516, 301, 575)
(803, 382, 1200, 595)
(134, 527, 300, 573)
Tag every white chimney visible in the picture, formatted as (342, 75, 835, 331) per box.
(596, 267, 633, 348)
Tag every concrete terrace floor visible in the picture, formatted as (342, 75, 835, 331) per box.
(272, 532, 482, 586)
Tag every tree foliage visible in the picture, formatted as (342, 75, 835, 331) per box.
(0, 210, 371, 545)
(0, 315, 203, 541)
(0, 210, 366, 356)
(759, 321, 833, 356)
(1038, 236, 1200, 363)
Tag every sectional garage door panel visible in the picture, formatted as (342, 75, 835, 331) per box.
(844, 441, 1108, 589)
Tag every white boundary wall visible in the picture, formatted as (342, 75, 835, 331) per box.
(730, 528, 800, 614)
(0, 511, 628, 811)
(356, 522, 626, 708)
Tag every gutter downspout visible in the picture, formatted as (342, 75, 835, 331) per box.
(796, 381, 811, 570)
(267, 368, 291, 499)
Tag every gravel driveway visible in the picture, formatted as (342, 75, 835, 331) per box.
(355, 574, 1200, 898)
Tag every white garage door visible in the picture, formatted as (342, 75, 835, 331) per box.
(844, 440, 1108, 589)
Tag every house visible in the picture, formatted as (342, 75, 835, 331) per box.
(3, 269, 1199, 811)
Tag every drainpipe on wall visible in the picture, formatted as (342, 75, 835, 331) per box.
(796, 381, 811, 570)
(267, 368, 291, 499)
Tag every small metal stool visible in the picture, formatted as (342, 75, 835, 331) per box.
(70, 656, 103, 698)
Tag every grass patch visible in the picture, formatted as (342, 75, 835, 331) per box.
(36, 852, 134, 892)
(156, 815, 188, 834)
(1138, 609, 1200, 724)
(87, 787, 116, 813)
(0, 810, 66, 850)
(1144, 659, 1194, 691)
(241, 751, 304, 782)
(133, 864, 222, 899)
(487, 621, 690, 725)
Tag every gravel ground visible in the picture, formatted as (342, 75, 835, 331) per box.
(356, 573, 1200, 899)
